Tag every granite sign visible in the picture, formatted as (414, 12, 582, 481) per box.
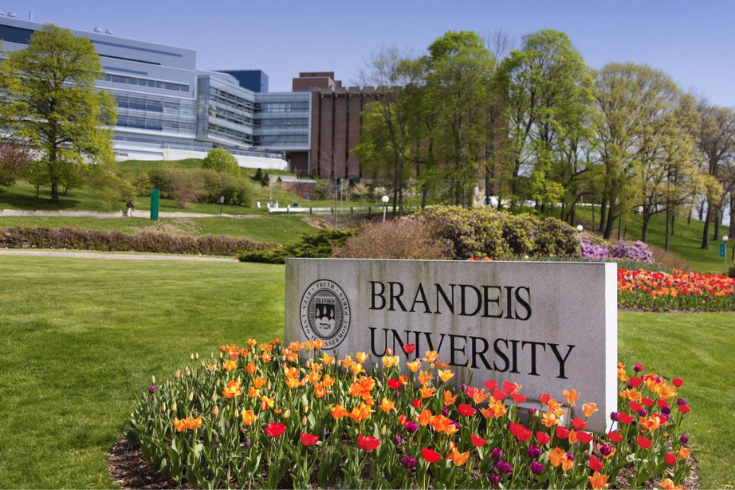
(285, 258, 617, 432)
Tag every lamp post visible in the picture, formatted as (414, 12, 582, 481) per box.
(381, 195, 389, 222)
(576, 225, 584, 233)
(724, 235, 729, 275)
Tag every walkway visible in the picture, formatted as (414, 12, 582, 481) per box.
(0, 250, 238, 262)
(0, 209, 262, 219)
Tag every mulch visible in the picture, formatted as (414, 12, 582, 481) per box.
(109, 435, 700, 490)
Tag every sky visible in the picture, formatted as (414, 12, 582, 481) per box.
(11, 0, 735, 106)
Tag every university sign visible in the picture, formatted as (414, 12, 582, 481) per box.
(285, 259, 617, 432)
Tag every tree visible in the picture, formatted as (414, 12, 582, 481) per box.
(0, 140, 31, 189)
(0, 24, 116, 203)
(697, 103, 735, 249)
(425, 31, 495, 206)
(355, 46, 425, 214)
(498, 30, 595, 219)
(202, 147, 241, 177)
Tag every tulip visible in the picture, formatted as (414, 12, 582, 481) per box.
(402, 455, 417, 469)
(496, 461, 513, 475)
(405, 421, 418, 434)
(149, 385, 157, 394)
(357, 434, 380, 451)
(527, 445, 541, 459)
(530, 461, 545, 475)
(491, 448, 503, 461)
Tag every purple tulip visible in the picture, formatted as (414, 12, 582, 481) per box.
(530, 461, 545, 475)
(638, 409, 648, 417)
(599, 444, 612, 456)
(442, 406, 449, 417)
(149, 385, 157, 394)
(661, 405, 671, 415)
(460, 383, 467, 392)
(527, 445, 541, 459)
(405, 421, 418, 434)
(491, 448, 503, 461)
(395, 435, 402, 445)
(610, 411, 619, 421)
(496, 461, 513, 475)
(565, 453, 574, 462)
(680, 435, 689, 444)
(489, 475, 500, 485)
(528, 407, 537, 415)
(402, 455, 417, 469)
(677, 398, 687, 406)
(633, 363, 644, 372)
(245, 438, 251, 448)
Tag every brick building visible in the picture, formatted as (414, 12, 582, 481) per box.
(290, 72, 379, 180)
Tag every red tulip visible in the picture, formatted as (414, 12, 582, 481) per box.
(636, 435, 653, 449)
(403, 344, 416, 355)
(657, 399, 669, 409)
(358, 434, 380, 451)
(510, 423, 532, 442)
(413, 399, 422, 409)
(492, 389, 507, 400)
(629, 402, 642, 412)
(300, 432, 319, 446)
(539, 393, 551, 404)
(577, 431, 593, 444)
(422, 447, 442, 463)
(629, 377, 643, 387)
(512, 393, 527, 403)
(503, 381, 518, 393)
(535, 431, 551, 445)
(458, 404, 476, 416)
(555, 425, 570, 440)
(589, 456, 604, 471)
(470, 434, 487, 447)
(618, 413, 634, 424)
(571, 417, 587, 430)
(484, 380, 498, 391)
(388, 379, 402, 389)
(264, 423, 286, 438)
(665, 453, 677, 465)
(672, 378, 684, 387)
(641, 397, 654, 407)
(608, 431, 623, 443)
(679, 404, 691, 414)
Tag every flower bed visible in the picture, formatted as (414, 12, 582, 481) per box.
(619, 268, 735, 312)
(129, 340, 692, 489)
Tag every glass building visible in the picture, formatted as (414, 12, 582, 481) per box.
(0, 16, 310, 165)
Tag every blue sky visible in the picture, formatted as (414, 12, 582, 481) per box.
(13, 0, 735, 105)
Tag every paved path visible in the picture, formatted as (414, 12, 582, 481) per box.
(0, 209, 262, 219)
(0, 249, 238, 262)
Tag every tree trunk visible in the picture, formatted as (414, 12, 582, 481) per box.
(664, 208, 670, 251)
(599, 196, 608, 233)
(671, 212, 676, 236)
(701, 205, 712, 250)
(641, 207, 650, 243)
(603, 203, 616, 239)
(713, 209, 720, 242)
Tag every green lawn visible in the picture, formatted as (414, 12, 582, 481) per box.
(0, 214, 319, 244)
(0, 257, 285, 488)
(0, 256, 730, 488)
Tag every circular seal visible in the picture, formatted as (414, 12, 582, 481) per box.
(299, 279, 351, 349)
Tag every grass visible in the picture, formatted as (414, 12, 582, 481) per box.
(0, 215, 319, 244)
(0, 256, 285, 489)
(0, 256, 730, 488)
(575, 206, 731, 274)
(618, 311, 734, 489)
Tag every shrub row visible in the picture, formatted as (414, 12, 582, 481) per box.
(417, 206, 580, 260)
(0, 227, 275, 256)
(239, 229, 354, 264)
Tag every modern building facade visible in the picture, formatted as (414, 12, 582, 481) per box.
(0, 16, 310, 168)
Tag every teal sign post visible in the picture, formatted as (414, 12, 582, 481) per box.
(150, 188, 160, 221)
(721, 243, 726, 258)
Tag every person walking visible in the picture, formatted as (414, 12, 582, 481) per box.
(126, 199, 135, 217)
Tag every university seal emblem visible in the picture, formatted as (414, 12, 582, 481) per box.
(300, 279, 351, 349)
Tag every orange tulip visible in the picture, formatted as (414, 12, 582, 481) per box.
(407, 360, 422, 373)
(241, 410, 256, 426)
(588, 471, 609, 489)
(583, 402, 598, 418)
(379, 397, 395, 412)
(443, 390, 458, 406)
(222, 380, 242, 399)
(223, 359, 238, 372)
(419, 386, 436, 399)
(418, 409, 433, 426)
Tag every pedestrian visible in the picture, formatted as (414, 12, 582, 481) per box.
(126, 199, 135, 217)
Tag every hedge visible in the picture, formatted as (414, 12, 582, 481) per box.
(0, 227, 276, 256)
